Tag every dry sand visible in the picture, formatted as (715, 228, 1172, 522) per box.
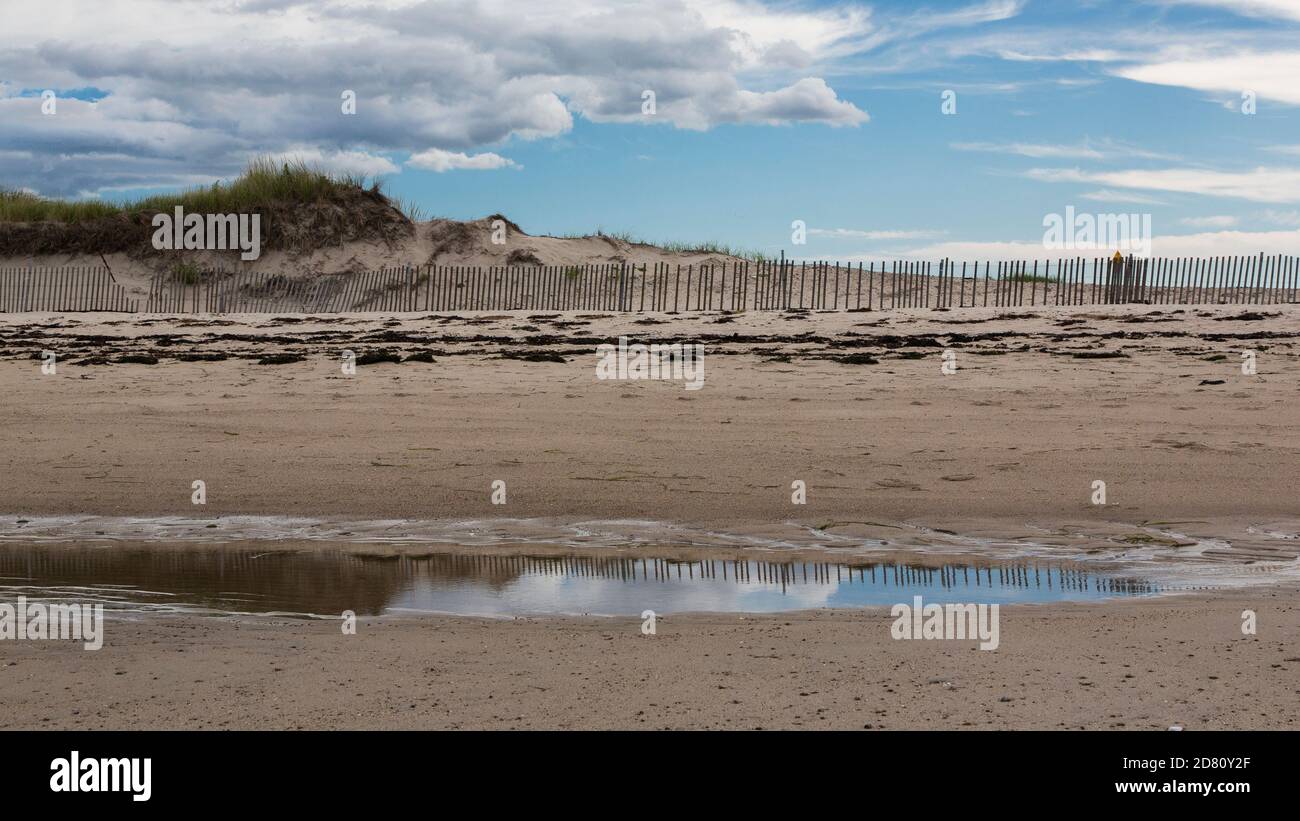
(2, 304, 1299, 529)
(2, 303, 1298, 728)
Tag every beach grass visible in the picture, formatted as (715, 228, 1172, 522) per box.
(0, 158, 417, 223)
(561, 228, 768, 260)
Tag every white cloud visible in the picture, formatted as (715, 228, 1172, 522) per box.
(809, 228, 946, 240)
(1115, 51, 1300, 106)
(1080, 189, 1168, 205)
(1160, 1, 1300, 22)
(0, 0, 904, 195)
(886, 228, 1300, 260)
(689, 0, 876, 65)
(729, 77, 868, 126)
(1261, 208, 1300, 225)
(955, 141, 1104, 160)
(407, 148, 521, 172)
(932, 18, 1300, 112)
(852, 239, 1052, 261)
(952, 139, 1175, 161)
(267, 147, 400, 178)
(994, 48, 1127, 63)
(1180, 215, 1239, 228)
(1025, 166, 1300, 203)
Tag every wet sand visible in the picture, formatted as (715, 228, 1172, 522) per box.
(1, 304, 1298, 728)
(2, 584, 1297, 730)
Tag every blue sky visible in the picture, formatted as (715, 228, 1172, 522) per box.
(3, 0, 1300, 259)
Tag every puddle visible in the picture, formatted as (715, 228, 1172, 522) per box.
(0, 542, 1161, 618)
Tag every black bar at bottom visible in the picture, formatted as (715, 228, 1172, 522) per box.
(0, 730, 1282, 807)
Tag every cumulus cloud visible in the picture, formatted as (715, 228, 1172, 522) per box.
(407, 148, 521, 172)
(737, 77, 867, 124)
(0, 0, 894, 196)
(266, 147, 400, 177)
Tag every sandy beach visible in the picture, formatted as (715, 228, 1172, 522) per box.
(2, 586, 1296, 730)
(2, 303, 1299, 729)
(3, 304, 1300, 527)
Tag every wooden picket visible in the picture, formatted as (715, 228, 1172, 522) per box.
(3, 256, 1298, 315)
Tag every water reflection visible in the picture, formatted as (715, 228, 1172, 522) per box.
(0, 544, 1158, 618)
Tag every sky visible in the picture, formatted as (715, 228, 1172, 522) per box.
(3, 0, 1300, 260)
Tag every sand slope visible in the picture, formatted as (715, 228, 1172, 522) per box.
(0, 215, 744, 303)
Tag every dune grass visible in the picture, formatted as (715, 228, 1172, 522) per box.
(0, 189, 123, 223)
(560, 228, 769, 260)
(4, 160, 763, 257)
(0, 158, 413, 223)
(390, 196, 429, 223)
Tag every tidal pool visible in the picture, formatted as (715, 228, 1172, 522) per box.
(0, 543, 1159, 618)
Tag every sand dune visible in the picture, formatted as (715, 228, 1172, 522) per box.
(0, 214, 746, 303)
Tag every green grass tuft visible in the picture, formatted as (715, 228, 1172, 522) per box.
(171, 261, 203, 284)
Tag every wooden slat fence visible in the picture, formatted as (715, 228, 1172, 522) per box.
(0, 266, 138, 312)
(3, 255, 1298, 314)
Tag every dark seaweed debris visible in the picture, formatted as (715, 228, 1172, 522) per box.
(833, 353, 879, 365)
(256, 353, 306, 365)
(355, 350, 403, 366)
(499, 351, 567, 363)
